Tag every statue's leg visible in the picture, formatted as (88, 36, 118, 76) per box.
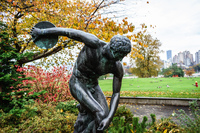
(92, 85, 109, 118)
(74, 85, 109, 133)
(69, 78, 104, 115)
(69, 75, 108, 132)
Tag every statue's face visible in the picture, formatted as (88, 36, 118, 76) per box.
(108, 35, 131, 61)
(109, 48, 125, 61)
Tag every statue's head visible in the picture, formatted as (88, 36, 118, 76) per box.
(109, 35, 131, 61)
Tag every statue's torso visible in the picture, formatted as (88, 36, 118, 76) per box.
(73, 45, 116, 80)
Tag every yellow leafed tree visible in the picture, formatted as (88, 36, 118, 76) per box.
(0, 0, 136, 68)
(130, 33, 163, 78)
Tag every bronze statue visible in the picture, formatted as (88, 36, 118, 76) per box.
(31, 21, 131, 133)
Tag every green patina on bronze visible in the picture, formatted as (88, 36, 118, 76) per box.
(33, 21, 58, 49)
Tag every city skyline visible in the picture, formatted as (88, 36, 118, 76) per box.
(163, 49, 200, 68)
(162, 50, 198, 62)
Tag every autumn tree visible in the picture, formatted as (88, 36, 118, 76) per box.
(160, 63, 184, 77)
(185, 68, 195, 76)
(129, 34, 163, 78)
(0, 0, 135, 68)
(192, 63, 200, 72)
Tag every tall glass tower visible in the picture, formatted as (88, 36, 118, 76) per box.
(166, 50, 172, 60)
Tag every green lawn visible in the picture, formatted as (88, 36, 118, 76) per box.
(99, 77, 200, 98)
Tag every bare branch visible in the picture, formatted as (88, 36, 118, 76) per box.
(99, 0, 120, 8)
(19, 40, 77, 64)
(84, 0, 123, 29)
(20, 38, 32, 53)
(85, 0, 105, 29)
(13, 12, 21, 52)
(20, 4, 34, 10)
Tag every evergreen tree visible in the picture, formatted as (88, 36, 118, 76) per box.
(161, 63, 184, 77)
(0, 21, 45, 114)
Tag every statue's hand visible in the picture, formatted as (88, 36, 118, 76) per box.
(97, 117, 110, 131)
(30, 27, 42, 42)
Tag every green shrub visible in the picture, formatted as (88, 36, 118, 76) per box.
(147, 116, 183, 133)
(106, 105, 181, 133)
(106, 115, 149, 133)
(106, 117, 129, 133)
(106, 105, 149, 133)
(125, 116, 148, 133)
(0, 100, 37, 128)
(0, 21, 46, 117)
(105, 105, 133, 132)
(56, 100, 79, 115)
(175, 100, 200, 133)
(0, 102, 77, 132)
(114, 105, 134, 124)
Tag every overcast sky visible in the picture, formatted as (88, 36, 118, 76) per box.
(102, 0, 200, 60)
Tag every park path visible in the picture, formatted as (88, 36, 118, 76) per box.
(125, 104, 192, 123)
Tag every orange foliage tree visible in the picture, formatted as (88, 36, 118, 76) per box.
(185, 68, 195, 76)
(1, 0, 137, 67)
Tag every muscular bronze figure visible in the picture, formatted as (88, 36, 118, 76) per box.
(31, 24, 131, 133)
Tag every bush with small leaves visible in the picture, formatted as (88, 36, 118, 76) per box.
(0, 102, 77, 132)
(106, 117, 129, 133)
(113, 105, 134, 124)
(175, 100, 200, 133)
(147, 116, 183, 133)
(106, 105, 149, 133)
(56, 100, 79, 115)
(23, 65, 72, 103)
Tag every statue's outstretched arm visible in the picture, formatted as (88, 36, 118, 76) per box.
(31, 27, 101, 48)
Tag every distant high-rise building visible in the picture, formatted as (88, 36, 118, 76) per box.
(173, 55, 178, 64)
(166, 50, 172, 60)
(183, 51, 193, 66)
(172, 51, 194, 66)
(188, 54, 193, 63)
(195, 50, 200, 64)
(178, 52, 184, 64)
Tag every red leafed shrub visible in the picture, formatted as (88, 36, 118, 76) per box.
(23, 65, 72, 103)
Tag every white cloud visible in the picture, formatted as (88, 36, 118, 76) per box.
(145, 0, 200, 59)
(102, 0, 200, 60)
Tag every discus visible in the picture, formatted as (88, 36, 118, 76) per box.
(33, 21, 58, 49)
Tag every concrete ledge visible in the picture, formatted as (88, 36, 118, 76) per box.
(106, 96, 200, 106)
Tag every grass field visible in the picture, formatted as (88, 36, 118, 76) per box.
(99, 77, 200, 98)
